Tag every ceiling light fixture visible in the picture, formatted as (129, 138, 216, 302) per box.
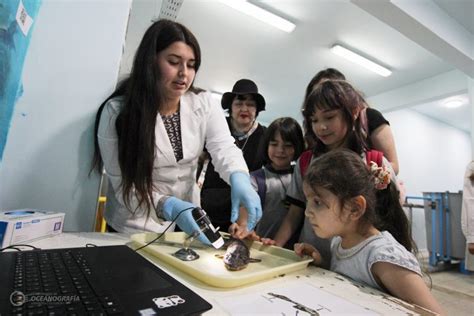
(330, 44, 392, 77)
(443, 99, 464, 109)
(219, 0, 295, 33)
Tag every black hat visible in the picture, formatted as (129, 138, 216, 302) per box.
(221, 79, 266, 112)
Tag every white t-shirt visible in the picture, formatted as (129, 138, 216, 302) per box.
(331, 231, 421, 291)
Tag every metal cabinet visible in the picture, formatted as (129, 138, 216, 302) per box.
(422, 192, 465, 266)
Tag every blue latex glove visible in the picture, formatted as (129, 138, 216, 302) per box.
(162, 197, 211, 245)
(230, 171, 262, 231)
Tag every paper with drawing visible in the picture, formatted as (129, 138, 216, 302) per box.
(216, 282, 379, 315)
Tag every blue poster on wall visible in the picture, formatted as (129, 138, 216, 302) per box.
(0, 0, 42, 161)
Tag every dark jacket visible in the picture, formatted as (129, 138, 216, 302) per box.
(201, 117, 266, 231)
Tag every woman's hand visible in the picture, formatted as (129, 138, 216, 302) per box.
(162, 197, 211, 245)
(229, 172, 262, 231)
(294, 243, 322, 265)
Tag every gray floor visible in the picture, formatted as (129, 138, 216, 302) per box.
(425, 262, 473, 315)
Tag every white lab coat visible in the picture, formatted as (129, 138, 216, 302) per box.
(461, 161, 474, 270)
(98, 91, 248, 233)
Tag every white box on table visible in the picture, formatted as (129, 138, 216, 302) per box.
(0, 209, 65, 248)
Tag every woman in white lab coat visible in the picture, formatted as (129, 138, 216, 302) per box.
(92, 20, 261, 243)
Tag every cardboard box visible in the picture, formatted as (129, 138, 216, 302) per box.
(0, 209, 65, 248)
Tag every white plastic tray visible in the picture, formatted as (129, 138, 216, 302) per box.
(131, 232, 313, 288)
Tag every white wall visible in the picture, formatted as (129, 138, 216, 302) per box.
(0, 0, 132, 231)
(119, 0, 162, 77)
(383, 109, 471, 250)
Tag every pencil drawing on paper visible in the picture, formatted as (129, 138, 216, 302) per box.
(267, 292, 331, 315)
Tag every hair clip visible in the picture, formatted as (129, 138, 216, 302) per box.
(369, 161, 391, 190)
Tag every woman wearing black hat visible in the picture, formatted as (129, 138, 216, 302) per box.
(199, 79, 267, 232)
(92, 20, 261, 243)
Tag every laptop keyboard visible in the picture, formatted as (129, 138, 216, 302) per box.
(10, 249, 123, 315)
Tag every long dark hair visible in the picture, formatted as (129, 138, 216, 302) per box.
(91, 19, 202, 212)
(259, 117, 305, 165)
(305, 149, 415, 252)
(303, 68, 345, 102)
(302, 80, 368, 157)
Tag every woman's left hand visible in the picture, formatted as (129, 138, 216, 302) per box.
(229, 172, 262, 231)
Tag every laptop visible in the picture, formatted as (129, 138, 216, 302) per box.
(0, 245, 212, 315)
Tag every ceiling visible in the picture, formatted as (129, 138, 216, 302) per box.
(413, 93, 470, 132)
(433, 0, 474, 34)
(122, 0, 473, 132)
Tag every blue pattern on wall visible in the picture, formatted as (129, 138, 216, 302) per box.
(0, 0, 42, 161)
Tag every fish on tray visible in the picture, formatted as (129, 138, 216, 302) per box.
(215, 238, 261, 271)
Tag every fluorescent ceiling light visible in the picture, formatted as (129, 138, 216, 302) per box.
(443, 98, 465, 109)
(219, 0, 295, 33)
(330, 45, 392, 77)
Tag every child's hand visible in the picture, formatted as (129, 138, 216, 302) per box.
(245, 230, 261, 241)
(260, 238, 277, 246)
(294, 243, 322, 265)
(228, 223, 244, 238)
(228, 223, 257, 240)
